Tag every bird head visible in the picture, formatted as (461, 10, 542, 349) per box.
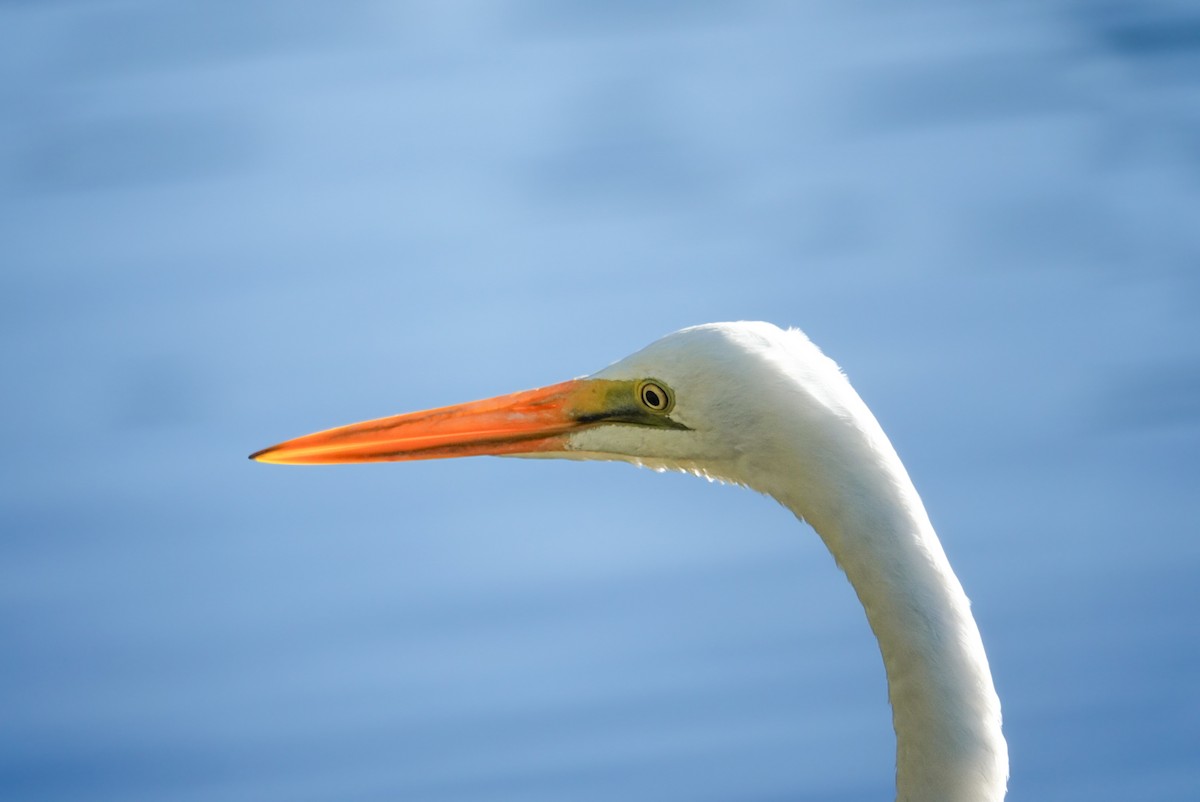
(250, 322, 849, 493)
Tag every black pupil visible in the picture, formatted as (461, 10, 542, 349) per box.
(644, 387, 662, 408)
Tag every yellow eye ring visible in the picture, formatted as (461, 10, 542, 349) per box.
(636, 380, 672, 413)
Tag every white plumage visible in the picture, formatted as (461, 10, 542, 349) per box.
(253, 321, 1008, 801)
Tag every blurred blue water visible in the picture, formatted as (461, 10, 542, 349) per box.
(2, 2, 1199, 800)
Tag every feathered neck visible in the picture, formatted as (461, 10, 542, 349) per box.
(741, 361, 1008, 801)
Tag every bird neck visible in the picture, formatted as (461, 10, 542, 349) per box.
(761, 429, 1008, 801)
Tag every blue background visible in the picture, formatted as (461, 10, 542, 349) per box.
(3, 2, 1198, 800)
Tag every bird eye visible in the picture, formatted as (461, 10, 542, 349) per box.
(637, 380, 672, 412)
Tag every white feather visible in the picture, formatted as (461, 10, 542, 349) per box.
(563, 322, 1008, 802)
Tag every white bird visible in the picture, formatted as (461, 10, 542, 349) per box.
(251, 321, 1008, 802)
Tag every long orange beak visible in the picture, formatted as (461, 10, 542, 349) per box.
(250, 379, 607, 465)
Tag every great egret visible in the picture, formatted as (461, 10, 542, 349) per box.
(252, 321, 1008, 801)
